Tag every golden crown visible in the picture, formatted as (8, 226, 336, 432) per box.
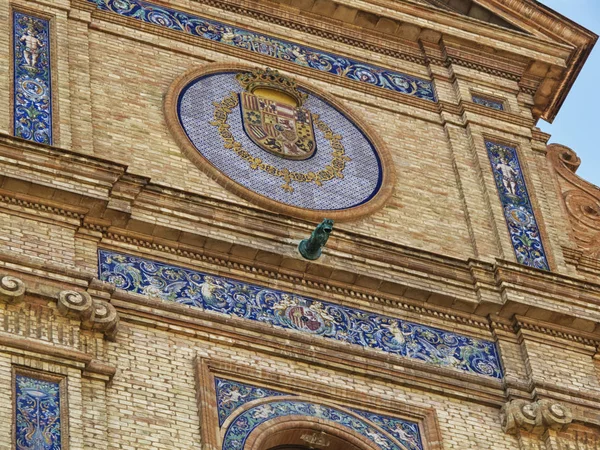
(236, 68, 308, 106)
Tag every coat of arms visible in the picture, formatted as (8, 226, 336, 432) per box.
(237, 68, 316, 160)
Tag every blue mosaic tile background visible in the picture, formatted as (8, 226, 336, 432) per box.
(485, 141, 549, 270)
(87, 0, 436, 102)
(179, 72, 383, 210)
(99, 250, 503, 379)
(216, 378, 424, 450)
(13, 11, 53, 144)
(15, 374, 62, 450)
(472, 95, 504, 111)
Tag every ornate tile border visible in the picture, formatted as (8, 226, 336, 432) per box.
(472, 95, 504, 111)
(216, 378, 424, 450)
(485, 141, 549, 270)
(12, 11, 53, 145)
(14, 369, 66, 450)
(98, 250, 503, 379)
(87, 0, 436, 102)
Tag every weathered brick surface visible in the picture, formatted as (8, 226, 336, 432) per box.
(0, 0, 598, 449)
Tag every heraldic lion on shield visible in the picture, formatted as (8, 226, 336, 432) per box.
(237, 68, 317, 160)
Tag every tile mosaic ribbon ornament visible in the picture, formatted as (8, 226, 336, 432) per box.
(216, 378, 424, 450)
(87, 0, 436, 102)
(13, 11, 53, 144)
(485, 141, 549, 270)
(99, 250, 503, 379)
(15, 375, 62, 450)
(177, 70, 383, 211)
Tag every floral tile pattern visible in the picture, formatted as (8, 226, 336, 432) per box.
(216, 378, 423, 450)
(87, 0, 436, 102)
(99, 250, 503, 379)
(15, 374, 62, 450)
(13, 11, 53, 144)
(485, 141, 549, 270)
(472, 95, 504, 111)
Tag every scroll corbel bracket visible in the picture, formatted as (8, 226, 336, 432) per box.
(501, 399, 572, 436)
(57, 290, 120, 341)
(0, 275, 26, 304)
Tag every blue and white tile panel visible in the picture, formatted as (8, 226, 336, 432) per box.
(15, 374, 62, 449)
(472, 95, 504, 111)
(98, 250, 503, 378)
(216, 378, 424, 450)
(485, 141, 549, 270)
(13, 11, 53, 144)
(87, 0, 436, 102)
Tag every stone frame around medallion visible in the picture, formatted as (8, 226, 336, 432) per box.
(9, 4, 60, 146)
(164, 63, 396, 222)
(12, 366, 69, 450)
(195, 357, 443, 450)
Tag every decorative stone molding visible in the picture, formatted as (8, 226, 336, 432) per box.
(57, 290, 120, 340)
(0, 275, 26, 304)
(547, 144, 600, 261)
(500, 399, 572, 435)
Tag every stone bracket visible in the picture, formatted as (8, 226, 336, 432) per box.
(501, 399, 573, 436)
(57, 289, 120, 340)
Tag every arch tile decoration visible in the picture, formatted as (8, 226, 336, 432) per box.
(216, 378, 424, 450)
(164, 65, 395, 221)
(13, 11, 53, 144)
(485, 141, 549, 270)
(87, 0, 436, 102)
(99, 250, 503, 379)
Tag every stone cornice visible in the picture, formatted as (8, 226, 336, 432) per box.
(191, 0, 595, 122)
(1, 136, 600, 346)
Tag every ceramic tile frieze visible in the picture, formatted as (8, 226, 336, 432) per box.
(472, 95, 504, 111)
(87, 0, 436, 101)
(13, 11, 53, 144)
(216, 378, 424, 450)
(485, 141, 550, 270)
(15, 374, 62, 449)
(99, 250, 503, 378)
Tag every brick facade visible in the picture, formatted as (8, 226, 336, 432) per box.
(0, 0, 599, 449)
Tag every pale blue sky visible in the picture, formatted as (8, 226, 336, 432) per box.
(537, 0, 599, 186)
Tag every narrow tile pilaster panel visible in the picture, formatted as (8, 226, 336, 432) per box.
(15, 374, 62, 449)
(86, 0, 436, 102)
(485, 141, 549, 270)
(13, 11, 53, 144)
(215, 378, 424, 450)
(99, 250, 503, 379)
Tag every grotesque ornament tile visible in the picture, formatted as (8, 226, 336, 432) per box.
(486, 141, 549, 270)
(15, 374, 62, 449)
(88, 0, 436, 101)
(166, 67, 395, 220)
(99, 250, 503, 379)
(215, 378, 425, 450)
(13, 12, 53, 144)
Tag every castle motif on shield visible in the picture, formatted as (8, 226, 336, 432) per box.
(236, 68, 317, 160)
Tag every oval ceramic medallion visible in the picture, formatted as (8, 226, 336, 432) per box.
(165, 65, 394, 221)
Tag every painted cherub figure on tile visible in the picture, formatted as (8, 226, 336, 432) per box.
(20, 26, 44, 68)
(495, 157, 518, 196)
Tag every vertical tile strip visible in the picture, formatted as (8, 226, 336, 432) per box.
(13, 11, 53, 144)
(15, 374, 62, 449)
(485, 141, 549, 270)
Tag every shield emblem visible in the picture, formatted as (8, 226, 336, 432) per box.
(240, 92, 316, 160)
